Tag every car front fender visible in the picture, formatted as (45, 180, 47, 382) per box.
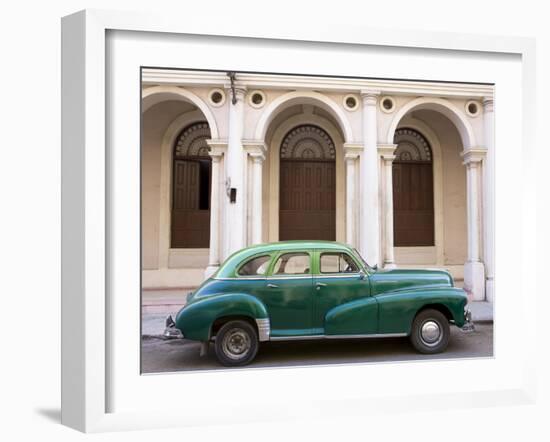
(376, 286, 468, 334)
(175, 293, 269, 341)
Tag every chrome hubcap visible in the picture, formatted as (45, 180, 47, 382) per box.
(420, 320, 442, 347)
(222, 328, 251, 360)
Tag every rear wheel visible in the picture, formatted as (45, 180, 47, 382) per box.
(410, 309, 450, 354)
(214, 320, 259, 366)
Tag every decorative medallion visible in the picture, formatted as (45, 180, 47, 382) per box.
(174, 122, 211, 158)
(394, 128, 432, 162)
(281, 125, 336, 160)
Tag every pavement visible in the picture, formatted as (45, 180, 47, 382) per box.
(141, 323, 493, 373)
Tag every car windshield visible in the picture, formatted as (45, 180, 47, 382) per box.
(353, 248, 375, 272)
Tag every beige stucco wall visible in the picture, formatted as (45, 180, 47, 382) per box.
(141, 100, 198, 269)
(413, 109, 468, 265)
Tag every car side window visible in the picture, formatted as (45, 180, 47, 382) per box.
(237, 255, 271, 276)
(320, 252, 359, 274)
(272, 253, 311, 275)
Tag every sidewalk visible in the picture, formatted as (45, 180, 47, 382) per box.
(468, 301, 494, 322)
(142, 288, 494, 322)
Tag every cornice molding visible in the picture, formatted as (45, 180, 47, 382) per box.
(142, 69, 495, 99)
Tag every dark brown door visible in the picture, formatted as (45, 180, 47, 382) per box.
(279, 160, 336, 241)
(393, 161, 434, 246)
(171, 159, 211, 248)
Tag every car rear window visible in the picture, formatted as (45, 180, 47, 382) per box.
(237, 255, 271, 276)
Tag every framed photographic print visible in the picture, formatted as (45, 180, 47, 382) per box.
(61, 9, 537, 432)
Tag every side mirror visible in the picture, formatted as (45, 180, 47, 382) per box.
(359, 270, 367, 280)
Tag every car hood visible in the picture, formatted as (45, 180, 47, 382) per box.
(369, 268, 453, 295)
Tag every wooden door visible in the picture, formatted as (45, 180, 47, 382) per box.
(279, 160, 336, 241)
(393, 161, 434, 246)
(392, 128, 435, 247)
(171, 159, 211, 248)
(170, 121, 212, 248)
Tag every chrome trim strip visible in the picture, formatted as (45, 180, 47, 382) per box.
(269, 332, 407, 341)
(316, 273, 361, 278)
(255, 318, 271, 342)
(266, 275, 312, 280)
(214, 274, 362, 281)
(213, 277, 266, 281)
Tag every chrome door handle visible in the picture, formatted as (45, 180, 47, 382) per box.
(267, 283, 279, 288)
(316, 282, 327, 290)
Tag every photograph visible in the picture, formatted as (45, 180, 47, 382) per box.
(140, 68, 494, 372)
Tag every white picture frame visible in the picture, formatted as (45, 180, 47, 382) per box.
(61, 9, 537, 433)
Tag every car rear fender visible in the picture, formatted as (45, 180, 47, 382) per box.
(175, 293, 268, 341)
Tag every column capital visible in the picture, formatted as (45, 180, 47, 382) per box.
(243, 139, 267, 162)
(360, 89, 381, 106)
(482, 96, 494, 113)
(206, 138, 228, 159)
(377, 143, 398, 161)
(461, 147, 487, 167)
(343, 142, 362, 159)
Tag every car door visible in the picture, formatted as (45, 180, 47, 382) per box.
(258, 251, 315, 338)
(312, 250, 377, 335)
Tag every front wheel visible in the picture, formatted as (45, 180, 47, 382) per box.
(410, 309, 450, 354)
(214, 320, 259, 366)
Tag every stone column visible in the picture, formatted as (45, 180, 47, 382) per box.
(378, 144, 397, 269)
(343, 143, 361, 247)
(225, 85, 247, 256)
(360, 90, 381, 267)
(482, 97, 495, 303)
(345, 156, 357, 246)
(243, 141, 266, 245)
(462, 148, 487, 300)
(205, 141, 226, 278)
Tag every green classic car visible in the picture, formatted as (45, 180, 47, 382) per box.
(164, 241, 474, 366)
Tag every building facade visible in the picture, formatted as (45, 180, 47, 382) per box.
(141, 69, 495, 302)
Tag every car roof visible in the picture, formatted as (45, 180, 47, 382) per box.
(214, 240, 357, 278)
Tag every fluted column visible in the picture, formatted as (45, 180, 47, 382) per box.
(482, 97, 495, 303)
(243, 141, 266, 245)
(205, 141, 227, 278)
(378, 144, 397, 269)
(225, 85, 247, 256)
(345, 156, 357, 246)
(462, 148, 487, 300)
(360, 90, 381, 267)
(344, 143, 361, 247)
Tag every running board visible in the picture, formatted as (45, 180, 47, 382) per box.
(269, 333, 408, 341)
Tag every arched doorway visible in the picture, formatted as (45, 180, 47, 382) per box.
(171, 122, 212, 248)
(393, 128, 434, 246)
(279, 124, 336, 241)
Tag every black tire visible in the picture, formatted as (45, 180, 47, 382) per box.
(214, 320, 259, 366)
(409, 309, 450, 354)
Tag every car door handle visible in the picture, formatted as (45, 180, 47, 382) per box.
(316, 282, 327, 290)
(267, 283, 279, 288)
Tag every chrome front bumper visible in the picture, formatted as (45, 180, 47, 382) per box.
(163, 315, 184, 339)
(461, 307, 475, 333)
